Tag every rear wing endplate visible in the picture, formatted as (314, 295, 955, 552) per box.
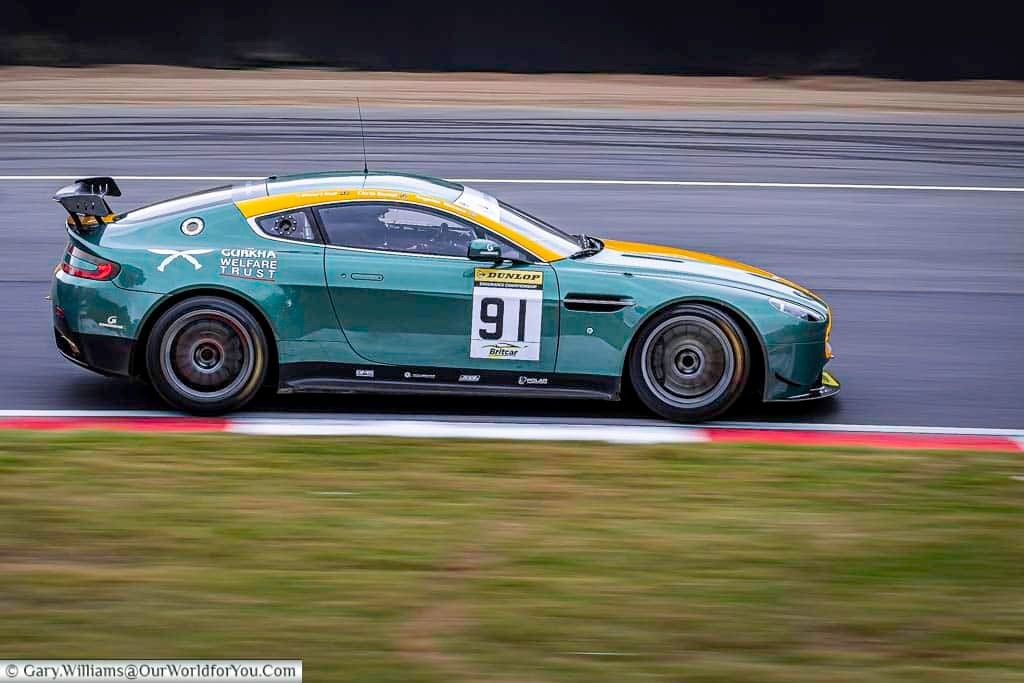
(53, 177, 122, 231)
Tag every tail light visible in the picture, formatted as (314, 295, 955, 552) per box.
(61, 244, 120, 281)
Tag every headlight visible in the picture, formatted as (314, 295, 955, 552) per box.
(769, 297, 825, 322)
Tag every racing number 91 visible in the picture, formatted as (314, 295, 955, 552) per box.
(469, 283, 543, 361)
(478, 297, 528, 341)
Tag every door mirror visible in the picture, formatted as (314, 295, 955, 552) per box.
(468, 238, 502, 262)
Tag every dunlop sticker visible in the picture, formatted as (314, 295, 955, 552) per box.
(473, 268, 543, 289)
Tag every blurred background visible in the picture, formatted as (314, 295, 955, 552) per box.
(4, 1, 1024, 78)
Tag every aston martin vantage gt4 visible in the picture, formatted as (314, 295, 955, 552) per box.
(51, 172, 838, 421)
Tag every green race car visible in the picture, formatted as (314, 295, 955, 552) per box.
(51, 172, 838, 421)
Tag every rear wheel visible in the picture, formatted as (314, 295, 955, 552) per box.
(628, 304, 749, 422)
(145, 297, 268, 414)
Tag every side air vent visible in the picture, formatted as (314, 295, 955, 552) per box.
(562, 294, 636, 312)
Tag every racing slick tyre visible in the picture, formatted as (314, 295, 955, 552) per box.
(628, 303, 749, 422)
(146, 297, 268, 415)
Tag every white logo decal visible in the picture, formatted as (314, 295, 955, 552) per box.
(458, 374, 481, 383)
(518, 376, 549, 386)
(148, 248, 213, 272)
(220, 248, 278, 281)
(403, 372, 436, 380)
(356, 369, 374, 378)
(97, 315, 124, 330)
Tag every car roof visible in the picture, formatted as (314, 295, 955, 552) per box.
(115, 169, 579, 262)
(266, 171, 465, 202)
(116, 171, 465, 224)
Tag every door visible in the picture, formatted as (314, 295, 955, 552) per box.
(318, 201, 559, 371)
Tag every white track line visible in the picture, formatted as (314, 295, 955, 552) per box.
(0, 176, 262, 181)
(456, 179, 1024, 192)
(0, 410, 1019, 437)
(233, 419, 706, 444)
(2, 176, 1024, 192)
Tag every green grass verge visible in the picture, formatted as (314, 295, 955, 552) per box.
(1, 433, 1022, 681)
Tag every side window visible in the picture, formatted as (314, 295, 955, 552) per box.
(380, 206, 477, 256)
(256, 209, 319, 243)
(317, 202, 479, 258)
(316, 203, 389, 250)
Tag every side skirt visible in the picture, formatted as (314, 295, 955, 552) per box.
(278, 363, 620, 401)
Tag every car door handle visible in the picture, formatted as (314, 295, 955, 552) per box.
(350, 273, 384, 281)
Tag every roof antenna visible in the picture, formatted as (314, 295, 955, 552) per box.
(356, 97, 369, 175)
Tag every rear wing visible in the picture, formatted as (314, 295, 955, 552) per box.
(53, 177, 122, 231)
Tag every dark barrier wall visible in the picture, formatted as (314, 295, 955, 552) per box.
(3, 0, 1022, 79)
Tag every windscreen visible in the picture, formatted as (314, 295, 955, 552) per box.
(497, 201, 579, 257)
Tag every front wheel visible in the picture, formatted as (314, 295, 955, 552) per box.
(145, 297, 268, 415)
(628, 304, 749, 422)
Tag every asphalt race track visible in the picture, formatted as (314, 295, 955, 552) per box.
(1, 106, 1022, 428)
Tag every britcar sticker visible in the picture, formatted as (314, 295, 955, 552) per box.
(480, 342, 527, 358)
(470, 268, 544, 362)
(148, 248, 213, 272)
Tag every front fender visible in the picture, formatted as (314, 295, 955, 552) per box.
(552, 261, 828, 401)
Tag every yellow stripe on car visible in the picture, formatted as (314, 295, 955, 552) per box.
(602, 238, 824, 302)
(66, 214, 116, 228)
(235, 188, 563, 262)
(824, 305, 834, 358)
(602, 239, 835, 360)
